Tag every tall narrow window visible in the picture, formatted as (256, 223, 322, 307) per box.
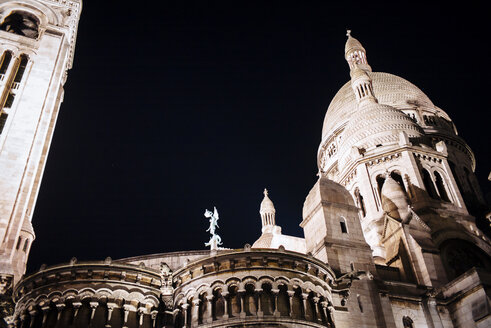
(0, 51, 12, 80)
(376, 175, 386, 197)
(390, 171, 406, 193)
(13, 54, 28, 85)
(0, 111, 8, 134)
(340, 218, 348, 233)
(422, 169, 439, 199)
(22, 238, 29, 252)
(434, 172, 450, 202)
(16, 236, 22, 250)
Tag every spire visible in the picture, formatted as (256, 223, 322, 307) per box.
(345, 31, 377, 104)
(345, 30, 372, 72)
(260, 189, 276, 231)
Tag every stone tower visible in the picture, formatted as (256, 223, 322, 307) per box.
(0, 0, 82, 291)
(317, 31, 491, 288)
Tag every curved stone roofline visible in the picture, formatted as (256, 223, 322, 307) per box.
(14, 259, 162, 301)
(115, 249, 212, 263)
(172, 248, 337, 287)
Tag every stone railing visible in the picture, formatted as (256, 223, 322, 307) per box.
(12, 258, 162, 328)
(172, 247, 337, 327)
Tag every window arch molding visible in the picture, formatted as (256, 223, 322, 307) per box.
(0, 2, 56, 29)
(432, 168, 453, 202)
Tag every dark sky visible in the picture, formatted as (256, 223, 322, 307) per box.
(27, 1, 490, 272)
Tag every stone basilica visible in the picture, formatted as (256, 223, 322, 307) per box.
(0, 1, 490, 327)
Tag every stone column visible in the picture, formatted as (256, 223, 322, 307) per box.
(150, 310, 158, 328)
(320, 301, 328, 325)
(181, 304, 189, 327)
(255, 289, 263, 317)
(137, 307, 147, 327)
(40, 305, 51, 328)
(28, 309, 37, 328)
(191, 299, 200, 326)
(122, 304, 136, 328)
(19, 312, 28, 328)
(271, 289, 280, 317)
(287, 291, 294, 318)
(55, 303, 65, 327)
(221, 292, 229, 320)
(238, 290, 246, 318)
(205, 295, 213, 323)
(72, 301, 83, 325)
(327, 305, 336, 328)
(302, 293, 310, 320)
(312, 297, 321, 323)
(89, 301, 99, 326)
(105, 302, 117, 328)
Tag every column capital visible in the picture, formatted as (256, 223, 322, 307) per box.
(180, 303, 189, 310)
(192, 299, 201, 306)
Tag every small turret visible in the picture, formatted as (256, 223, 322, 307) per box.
(260, 189, 276, 233)
(345, 31, 377, 104)
(345, 30, 372, 73)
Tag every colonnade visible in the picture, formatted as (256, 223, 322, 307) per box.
(176, 283, 335, 327)
(13, 299, 159, 328)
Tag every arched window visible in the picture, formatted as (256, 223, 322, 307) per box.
(228, 285, 241, 317)
(390, 171, 406, 193)
(260, 283, 274, 315)
(291, 287, 303, 319)
(212, 288, 225, 320)
(422, 169, 439, 199)
(434, 171, 450, 202)
(402, 316, 414, 328)
(277, 284, 289, 317)
(0, 11, 39, 39)
(376, 175, 386, 197)
(244, 284, 256, 316)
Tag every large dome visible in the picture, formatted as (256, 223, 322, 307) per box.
(321, 72, 434, 141)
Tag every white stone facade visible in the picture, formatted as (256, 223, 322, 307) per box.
(1, 5, 490, 327)
(0, 0, 81, 288)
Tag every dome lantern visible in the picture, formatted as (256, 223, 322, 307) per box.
(260, 189, 276, 230)
(345, 30, 372, 73)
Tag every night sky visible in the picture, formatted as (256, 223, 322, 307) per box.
(27, 1, 490, 272)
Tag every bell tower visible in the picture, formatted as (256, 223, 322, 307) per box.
(0, 0, 82, 290)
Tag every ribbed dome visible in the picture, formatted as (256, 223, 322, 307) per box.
(338, 101, 424, 168)
(321, 72, 434, 141)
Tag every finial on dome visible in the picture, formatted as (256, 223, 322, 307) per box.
(264, 188, 268, 197)
(346, 29, 352, 37)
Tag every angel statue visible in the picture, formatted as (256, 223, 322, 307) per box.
(204, 207, 222, 250)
